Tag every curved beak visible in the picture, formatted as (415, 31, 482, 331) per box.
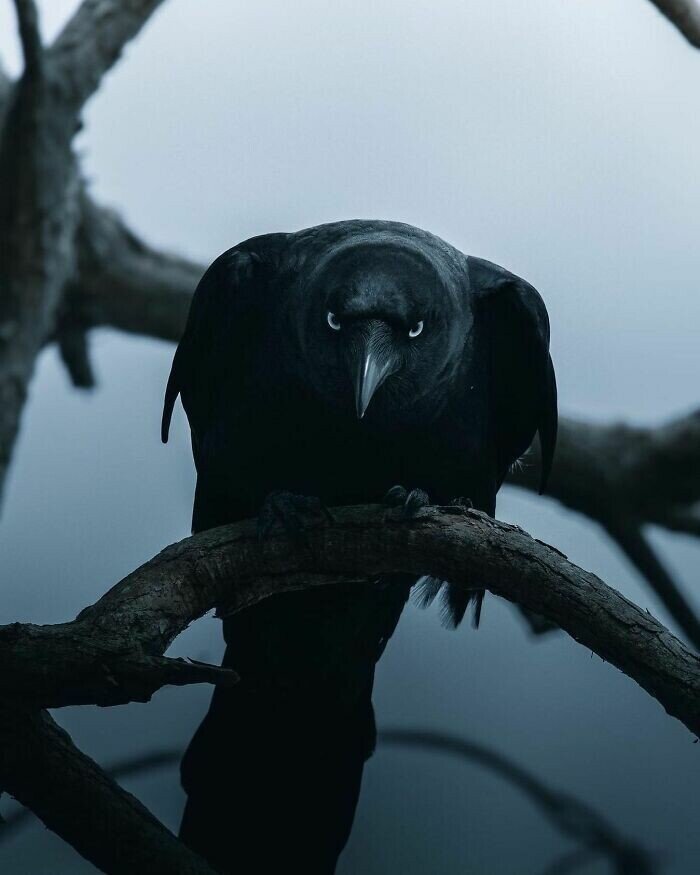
(349, 319, 400, 419)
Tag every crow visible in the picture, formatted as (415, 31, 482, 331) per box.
(162, 219, 557, 874)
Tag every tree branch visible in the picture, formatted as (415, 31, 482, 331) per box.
(0, 747, 181, 840)
(509, 411, 700, 647)
(3, 728, 657, 875)
(67, 192, 202, 342)
(48, 0, 166, 112)
(0, 504, 698, 736)
(605, 519, 700, 650)
(380, 729, 656, 874)
(0, 704, 216, 874)
(0, 1, 167, 505)
(648, 0, 700, 48)
(12, 0, 43, 74)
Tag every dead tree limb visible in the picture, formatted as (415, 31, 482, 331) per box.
(510, 411, 700, 648)
(0, 0, 165, 503)
(48, 0, 166, 112)
(1, 504, 698, 736)
(1, 44, 699, 663)
(0, 747, 181, 840)
(66, 192, 202, 342)
(0, 704, 215, 875)
(2, 731, 656, 875)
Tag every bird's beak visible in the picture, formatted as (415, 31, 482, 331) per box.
(350, 320, 400, 419)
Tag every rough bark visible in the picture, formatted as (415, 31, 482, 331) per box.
(0, 704, 216, 875)
(0, 0, 165, 502)
(1, 504, 698, 737)
(511, 411, 700, 648)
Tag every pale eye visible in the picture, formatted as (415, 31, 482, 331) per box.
(327, 311, 341, 331)
(408, 320, 424, 338)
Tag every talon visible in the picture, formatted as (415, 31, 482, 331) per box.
(442, 495, 473, 515)
(401, 488, 430, 518)
(384, 485, 408, 507)
(451, 496, 473, 509)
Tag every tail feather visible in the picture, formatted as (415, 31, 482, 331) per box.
(412, 578, 485, 629)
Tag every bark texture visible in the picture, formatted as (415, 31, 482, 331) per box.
(1, 504, 698, 736)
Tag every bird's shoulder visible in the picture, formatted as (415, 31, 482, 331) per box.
(466, 255, 550, 341)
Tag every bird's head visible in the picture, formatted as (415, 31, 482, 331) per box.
(293, 241, 470, 422)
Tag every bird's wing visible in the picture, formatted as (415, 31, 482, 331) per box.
(468, 256, 558, 492)
(161, 233, 290, 446)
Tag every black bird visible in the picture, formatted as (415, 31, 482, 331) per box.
(162, 220, 557, 873)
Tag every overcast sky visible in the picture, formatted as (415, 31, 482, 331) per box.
(1, 2, 699, 873)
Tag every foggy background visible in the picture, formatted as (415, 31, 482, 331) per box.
(1, 0, 698, 871)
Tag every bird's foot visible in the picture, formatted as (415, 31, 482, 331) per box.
(383, 484, 431, 519)
(442, 495, 474, 515)
(257, 490, 333, 548)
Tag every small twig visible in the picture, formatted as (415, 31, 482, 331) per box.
(56, 322, 95, 389)
(380, 729, 657, 875)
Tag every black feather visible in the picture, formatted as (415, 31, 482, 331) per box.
(168, 221, 557, 872)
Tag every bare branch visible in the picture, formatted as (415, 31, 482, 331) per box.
(0, 747, 180, 841)
(380, 729, 657, 874)
(648, 0, 700, 48)
(12, 0, 43, 74)
(48, 0, 166, 111)
(0, 705, 216, 874)
(0, 1, 167, 505)
(605, 520, 700, 650)
(509, 411, 700, 645)
(0, 504, 698, 735)
(67, 193, 202, 342)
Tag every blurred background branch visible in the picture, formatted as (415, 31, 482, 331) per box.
(0, 1, 699, 873)
(649, 0, 700, 48)
(2, 730, 659, 875)
(380, 729, 658, 875)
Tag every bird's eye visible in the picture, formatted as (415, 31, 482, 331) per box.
(408, 321, 424, 338)
(327, 311, 341, 331)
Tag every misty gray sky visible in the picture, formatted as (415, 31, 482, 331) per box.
(2, 0, 699, 422)
(1, 2, 699, 873)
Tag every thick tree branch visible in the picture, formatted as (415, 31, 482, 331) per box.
(648, 0, 700, 48)
(0, 1, 166, 504)
(0, 704, 216, 874)
(0, 747, 181, 840)
(0, 51, 80, 507)
(0, 504, 698, 736)
(48, 0, 165, 111)
(3, 730, 656, 875)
